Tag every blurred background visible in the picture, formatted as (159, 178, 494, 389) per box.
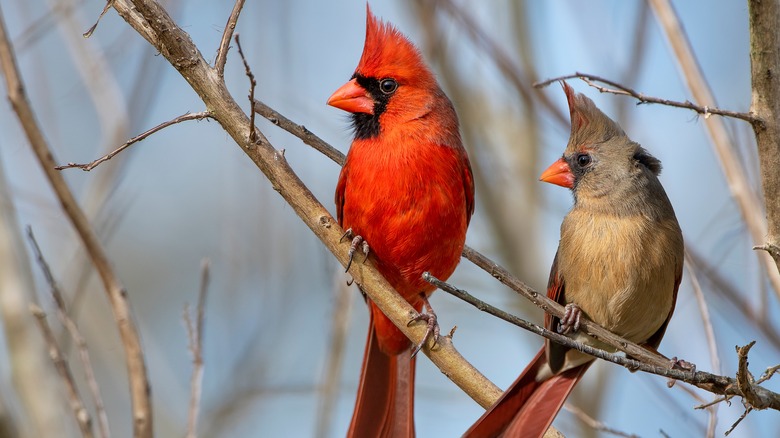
(1, 0, 778, 437)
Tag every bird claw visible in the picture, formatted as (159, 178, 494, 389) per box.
(666, 357, 695, 387)
(557, 303, 582, 334)
(408, 296, 439, 359)
(342, 229, 370, 272)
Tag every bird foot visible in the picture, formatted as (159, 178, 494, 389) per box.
(408, 295, 439, 359)
(666, 357, 696, 387)
(557, 303, 582, 334)
(341, 228, 370, 272)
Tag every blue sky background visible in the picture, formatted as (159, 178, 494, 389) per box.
(1, 0, 778, 437)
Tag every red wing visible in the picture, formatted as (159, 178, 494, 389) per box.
(462, 154, 475, 225)
(335, 163, 348, 227)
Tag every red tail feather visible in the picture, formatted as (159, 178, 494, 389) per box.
(463, 349, 591, 438)
(348, 312, 416, 438)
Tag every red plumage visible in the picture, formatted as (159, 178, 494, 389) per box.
(328, 6, 474, 437)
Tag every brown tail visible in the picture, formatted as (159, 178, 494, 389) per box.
(347, 314, 416, 438)
(463, 348, 591, 438)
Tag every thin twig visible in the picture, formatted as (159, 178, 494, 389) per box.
(563, 404, 639, 438)
(214, 0, 245, 76)
(648, 0, 780, 298)
(56, 111, 213, 171)
(725, 406, 752, 436)
(26, 227, 110, 438)
(253, 99, 345, 165)
(83, 0, 114, 38)
(185, 259, 210, 438)
(234, 34, 256, 143)
(29, 304, 95, 438)
(0, 8, 153, 436)
(534, 72, 762, 127)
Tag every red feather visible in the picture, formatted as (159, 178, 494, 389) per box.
(330, 6, 473, 436)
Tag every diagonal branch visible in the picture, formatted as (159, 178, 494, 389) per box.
(109, 0, 502, 410)
(0, 6, 152, 438)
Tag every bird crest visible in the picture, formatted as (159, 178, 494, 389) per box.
(562, 81, 625, 155)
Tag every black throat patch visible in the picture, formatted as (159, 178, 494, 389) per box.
(350, 74, 393, 140)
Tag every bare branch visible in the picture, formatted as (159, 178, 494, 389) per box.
(185, 259, 210, 438)
(56, 111, 214, 171)
(534, 72, 762, 126)
(214, 0, 245, 76)
(26, 228, 111, 438)
(109, 0, 502, 409)
(423, 271, 780, 408)
(0, 7, 153, 437)
(253, 99, 345, 165)
(233, 34, 256, 143)
(29, 304, 95, 438)
(83, 1, 114, 38)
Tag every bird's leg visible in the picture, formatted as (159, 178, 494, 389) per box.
(408, 294, 440, 359)
(558, 303, 582, 334)
(341, 228, 370, 272)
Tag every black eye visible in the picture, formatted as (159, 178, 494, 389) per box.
(379, 78, 398, 94)
(576, 153, 592, 168)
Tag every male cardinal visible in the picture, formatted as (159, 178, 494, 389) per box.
(327, 6, 474, 437)
(464, 82, 683, 438)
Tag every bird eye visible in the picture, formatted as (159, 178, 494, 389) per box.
(379, 78, 398, 94)
(576, 153, 592, 168)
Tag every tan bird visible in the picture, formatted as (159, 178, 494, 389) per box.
(464, 82, 684, 438)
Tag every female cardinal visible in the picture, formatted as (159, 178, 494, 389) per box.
(464, 82, 683, 437)
(327, 6, 474, 437)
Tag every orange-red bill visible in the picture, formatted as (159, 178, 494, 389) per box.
(327, 78, 374, 114)
(540, 157, 574, 188)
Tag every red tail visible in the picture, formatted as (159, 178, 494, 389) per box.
(348, 312, 416, 438)
(463, 349, 591, 438)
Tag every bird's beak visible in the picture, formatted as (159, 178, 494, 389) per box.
(327, 78, 374, 114)
(540, 158, 575, 188)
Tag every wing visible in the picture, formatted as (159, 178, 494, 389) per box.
(644, 261, 683, 349)
(462, 153, 475, 225)
(544, 250, 569, 374)
(335, 161, 348, 227)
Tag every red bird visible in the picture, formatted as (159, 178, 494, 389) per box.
(464, 83, 683, 437)
(327, 7, 474, 437)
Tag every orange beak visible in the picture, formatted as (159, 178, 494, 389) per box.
(327, 78, 374, 114)
(540, 158, 574, 188)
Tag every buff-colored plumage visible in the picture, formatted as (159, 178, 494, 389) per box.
(465, 82, 683, 438)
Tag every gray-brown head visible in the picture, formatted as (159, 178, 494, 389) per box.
(540, 82, 668, 216)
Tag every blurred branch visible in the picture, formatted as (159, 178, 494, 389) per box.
(0, 6, 153, 437)
(26, 227, 111, 438)
(534, 72, 762, 126)
(429, 0, 568, 127)
(107, 0, 502, 410)
(747, 0, 780, 276)
(184, 259, 210, 438)
(647, 0, 780, 297)
(29, 304, 94, 438)
(56, 111, 214, 171)
(563, 404, 638, 438)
